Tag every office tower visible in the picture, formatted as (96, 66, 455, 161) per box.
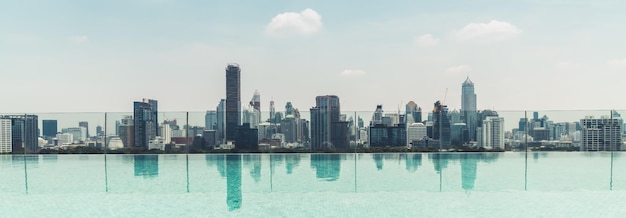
(115, 120, 121, 136)
(406, 101, 422, 123)
(134, 98, 158, 149)
(235, 123, 258, 150)
(0, 118, 11, 153)
(580, 116, 622, 151)
(451, 123, 468, 146)
(461, 77, 478, 141)
(118, 116, 134, 148)
(250, 90, 261, 123)
(205, 110, 218, 130)
(42, 120, 58, 139)
(269, 99, 275, 123)
(96, 125, 104, 137)
(368, 105, 407, 147)
(281, 115, 297, 143)
(225, 64, 241, 142)
(1, 115, 38, 153)
(285, 102, 294, 116)
(372, 105, 384, 125)
(477, 116, 505, 149)
(242, 106, 260, 128)
(310, 95, 348, 150)
(407, 123, 427, 147)
(432, 101, 451, 149)
(79, 121, 89, 138)
(216, 99, 226, 143)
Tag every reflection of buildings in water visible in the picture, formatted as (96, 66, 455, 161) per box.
(310, 154, 341, 181)
(270, 154, 302, 175)
(373, 154, 383, 170)
(42, 155, 58, 163)
(11, 155, 39, 167)
(284, 154, 301, 174)
(205, 154, 226, 178)
(133, 155, 158, 178)
(226, 155, 242, 211)
(460, 154, 478, 191)
(429, 153, 450, 174)
(79, 155, 89, 160)
(533, 152, 548, 162)
(243, 154, 262, 183)
(403, 153, 422, 172)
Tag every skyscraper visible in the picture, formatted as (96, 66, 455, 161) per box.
(405, 101, 422, 123)
(205, 110, 217, 130)
(225, 64, 241, 142)
(310, 95, 348, 150)
(134, 99, 158, 149)
(580, 116, 622, 151)
(79, 121, 89, 138)
(216, 99, 226, 143)
(42, 120, 58, 139)
(0, 118, 11, 153)
(1, 115, 38, 153)
(461, 77, 478, 141)
(250, 90, 261, 123)
(432, 101, 451, 149)
(477, 116, 505, 149)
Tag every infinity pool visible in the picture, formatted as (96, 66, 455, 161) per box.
(2, 153, 626, 217)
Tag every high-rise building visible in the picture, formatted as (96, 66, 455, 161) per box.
(406, 101, 422, 123)
(269, 99, 275, 123)
(1, 115, 38, 153)
(205, 110, 217, 130)
(461, 77, 478, 141)
(477, 116, 505, 149)
(310, 95, 348, 150)
(432, 101, 451, 149)
(216, 99, 226, 143)
(118, 116, 134, 148)
(407, 123, 427, 147)
(580, 116, 622, 151)
(42, 120, 58, 139)
(96, 125, 104, 137)
(0, 118, 11, 153)
(225, 64, 241, 142)
(79, 121, 89, 138)
(250, 90, 261, 122)
(134, 99, 158, 149)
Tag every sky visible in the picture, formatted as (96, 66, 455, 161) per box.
(2, 0, 626, 115)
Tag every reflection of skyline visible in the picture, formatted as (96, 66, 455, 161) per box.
(373, 154, 383, 170)
(460, 155, 478, 191)
(428, 153, 501, 191)
(243, 154, 262, 183)
(403, 153, 422, 172)
(133, 155, 158, 178)
(310, 154, 342, 181)
(270, 154, 302, 175)
(226, 155, 242, 211)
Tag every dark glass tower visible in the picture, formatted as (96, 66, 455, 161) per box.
(42, 120, 58, 139)
(310, 95, 348, 150)
(462, 77, 478, 141)
(79, 121, 89, 138)
(134, 99, 158, 150)
(433, 101, 451, 149)
(225, 64, 241, 142)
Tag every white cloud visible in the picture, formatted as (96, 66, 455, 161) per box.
(339, 69, 366, 77)
(414, 34, 439, 47)
(607, 58, 626, 69)
(446, 65, 472, 73)
(68, 35, 89, 43)
(454, 20, 521, 42)
(265, 9, 322, 37)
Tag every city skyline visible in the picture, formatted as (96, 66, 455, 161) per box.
(2, 1, 626, 113)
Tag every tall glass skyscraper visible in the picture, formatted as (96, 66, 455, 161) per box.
(225, 64, 241, 142)
(134, 99, 158, 150)
(1, 114, 38, 153)
(461, 77, 478, 141)
(42, 120, 58, 139)
(310, 95, 348, 150)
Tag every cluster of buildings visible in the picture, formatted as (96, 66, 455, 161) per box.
(1, 64, 625, 153)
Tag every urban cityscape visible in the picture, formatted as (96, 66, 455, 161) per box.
(1, 63, 623, 154)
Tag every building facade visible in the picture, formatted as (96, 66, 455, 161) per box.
(580, 116, 622, 151)
(134, 99, 158, 150)
(462, 77, 478, 141)
(225, 64, 241, 142)
(0, 118, 11, 153)
(310, 95, 348, 150)
(42, 120, 58, 139)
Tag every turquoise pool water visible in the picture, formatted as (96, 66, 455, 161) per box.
(2, 153, 626, 217)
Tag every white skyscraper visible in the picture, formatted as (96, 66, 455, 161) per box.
(580, 116, 622, 151)
(0, 118, 12, 153)
(478, 116, 504, 149)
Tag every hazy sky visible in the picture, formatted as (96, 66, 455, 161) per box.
(2, 0, 626, 114)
